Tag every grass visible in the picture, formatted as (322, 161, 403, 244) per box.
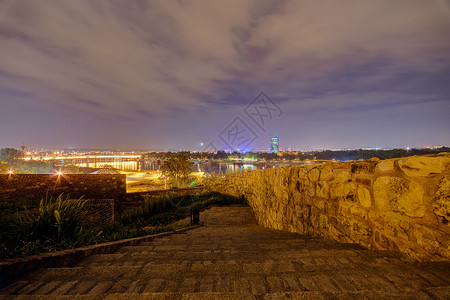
(0, 198, 41, 218)
(0, 192, 245, 259)
(0, 195, 91, 258)
(126, 181, 165, 193)
(121, 192, 246, 227)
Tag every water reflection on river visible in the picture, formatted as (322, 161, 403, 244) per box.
(57, 158, 318, 174)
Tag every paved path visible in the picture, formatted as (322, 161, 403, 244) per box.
(1, 206, 449, 299)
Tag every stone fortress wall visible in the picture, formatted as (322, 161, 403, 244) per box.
(0, 174, 126, 200)
(206, 153, 450, 261)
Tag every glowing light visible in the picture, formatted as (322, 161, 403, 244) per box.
(8, 170, 13, 174)
(57, 171, 63, 175)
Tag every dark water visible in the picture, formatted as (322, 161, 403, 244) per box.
(56, 158, 316, 174)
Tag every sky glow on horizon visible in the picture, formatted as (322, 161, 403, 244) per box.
(1, 0, 449, 151)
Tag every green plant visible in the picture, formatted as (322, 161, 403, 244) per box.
(97, 165, 120, 174)
(0, 194, 89, 258)
(0, 160, 11, 173)
(0, 148, 22, 164)
(0, 192, 246, 259)
(121, 192, 246, 227)
(160, 153, 192, 188)
(12, 160, 54, 174)
(0, 198, 41, 218)
(121, 196, 175, 226)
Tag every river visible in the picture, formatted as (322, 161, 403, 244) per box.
(55, 158, 324, 174)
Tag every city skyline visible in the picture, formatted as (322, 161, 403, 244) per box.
(1, 1, 449, 150)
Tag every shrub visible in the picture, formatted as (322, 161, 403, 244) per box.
(121, 192, 246, 227)
(0, 192, 246, 259)
(121, 196, 175, 226)
(0, 194, 89, 258)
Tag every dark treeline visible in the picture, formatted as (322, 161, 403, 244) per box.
(142, 147, 450, 162)
(0, 148, 83, 174)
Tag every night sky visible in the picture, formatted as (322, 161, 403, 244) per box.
(1, 0, 449, 151)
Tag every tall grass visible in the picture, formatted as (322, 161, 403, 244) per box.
(121, 192, 246, 227)
(0, 194, 91, 258)
(0, 192, 246, 259)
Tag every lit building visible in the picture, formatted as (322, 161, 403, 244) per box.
(270, 135, 279, 154)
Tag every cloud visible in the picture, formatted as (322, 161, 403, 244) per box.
(0, 0, 449, 148)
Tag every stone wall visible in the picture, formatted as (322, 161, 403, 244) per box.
(84, 199, 115, 226)
(206, 153, 450, 261)
(0, 174, 126, 200)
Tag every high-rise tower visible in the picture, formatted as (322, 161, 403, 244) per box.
(270, 135, 279, 154)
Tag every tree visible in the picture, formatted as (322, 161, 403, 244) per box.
(0, 148, 22, 164)
(160, 153, 192, 188)
(97, 165, 119, 174)
(0, 160, 11, 173)
(13, 160, 54, 174)
(61, 164, 83, 174)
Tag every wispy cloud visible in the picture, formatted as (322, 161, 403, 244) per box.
(1, 0, 449, 149)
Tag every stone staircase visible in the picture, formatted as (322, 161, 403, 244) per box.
(1, 206, 449, 299)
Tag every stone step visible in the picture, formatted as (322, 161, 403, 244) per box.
(77, 249, 404, 268)
(18, 260, 446, 287)
(3, 274, 445, 296)
(0, 291, 439, 300)
(115, 241, 366, 254)
(1, 207, 448, 298)
(140, 235, 353, 244)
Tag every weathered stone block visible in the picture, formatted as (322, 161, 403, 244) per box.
(398, 154, 450, 177)
(351, 162, 377, 174)
(339, 201, 355, 213)
(305, 181, 315, 197)
(330, 181, 356, 201)
(357, 186, 372, 208)
(298, 168, 308, 179)
(319, 164, 334, 181)
(373, 176, 425, 218)
(350, 205, 368, 219)
(413, 224, 441, 255)
(433, 175, 450, 225)
(351, 219, 372, 238)
(374, 231, 390, 249)
(376, 159, 396, 173)
(316, 181, 329, 199)
(335, 170, 351, 183)
(308, 168, 320, 182)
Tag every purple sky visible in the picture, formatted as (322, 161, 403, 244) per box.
(1, 0, 449, 151)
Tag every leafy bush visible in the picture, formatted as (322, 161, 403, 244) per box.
(121, 192, 246, 227)
(121, 196, 176, 226)
(97, 165, 120, 174)
(60, 164, 82, 174)
(0, 160, 11, 173)
(0, 192, 245, 259)
(0, 198, 41, 218)
(12, 160, 54, 174)
(0, 195, 89, 258)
